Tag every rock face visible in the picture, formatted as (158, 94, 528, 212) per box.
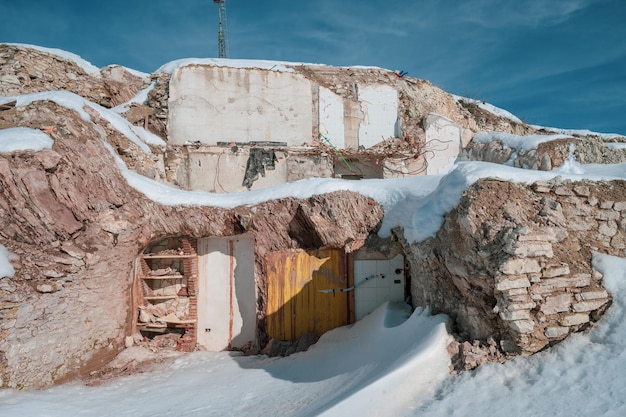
(0, 44, 146, 108)
(0, 101, 382, 388)
(404, 178, 621, 362)
(464, 136, 626, 171)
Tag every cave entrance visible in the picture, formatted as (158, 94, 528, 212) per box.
(134, 236, 199, 351)
(133, 234, 257, 352)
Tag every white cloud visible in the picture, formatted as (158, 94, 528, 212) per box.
(457, 0, 595, 28)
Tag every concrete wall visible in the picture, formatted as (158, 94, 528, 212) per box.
(186, 148, 289, 193)
(168, 65, 400, 151)
(165, 65, 411, 191)
(171, 146, 423, 192)
(357, 85, 398, 148)
(168, 66, 313, 146)
(173, 147, 336, 193)
(318, 87, 345, 148)
(423, 113, 463, 175)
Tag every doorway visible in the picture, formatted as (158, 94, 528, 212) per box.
(265, 248, 351, 341)
(197, 234, 256, 351)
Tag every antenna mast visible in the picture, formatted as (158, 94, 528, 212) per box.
(213, 0, 228, 58)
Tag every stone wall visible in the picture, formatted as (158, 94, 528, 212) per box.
(403, 178, 623, 364)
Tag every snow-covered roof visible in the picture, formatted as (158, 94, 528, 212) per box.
(155, 58, 388, 75)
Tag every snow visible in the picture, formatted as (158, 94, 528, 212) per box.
(452, 94, 523, 124)
(0, 127, 53, 153)
(116, 157, 626, 244)
(530, 124, 625, 140)
(112, 82, 156, 113)
(0, 304, 452, 417)
(155, 58, 387, 75)
(3, 43, 100, 75)
(472, 131, 573, 152)
(604, 142, 626, 150)
(0, 91, 165, 151)
(0, 244, 15, 279)
(156, 58, 298, 74)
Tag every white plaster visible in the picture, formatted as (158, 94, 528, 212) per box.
(357, 85, 398, 149)
(423, 113, 462, 175)
(197, 234, 256, 351)
(168, 66, 313, 146)
(186, 149, 288, 193)
(354, 254, 405, 320)
(318, 87, 345, 149)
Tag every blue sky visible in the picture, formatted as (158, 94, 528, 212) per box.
(2, 0, 625, 134)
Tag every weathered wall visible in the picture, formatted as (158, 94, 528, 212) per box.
(167, 65, 399, 152)
(164, 146, 335, 193)
(402, 178, 621, 364)
(0, 101, 383, 388)
(318, 86, 345, 147)
(423, 113, 464, 175)
(356, 85, 398, 148)
(168, 65, 313, 146)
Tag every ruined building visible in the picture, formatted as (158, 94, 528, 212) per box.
(1, 43, 625, 388)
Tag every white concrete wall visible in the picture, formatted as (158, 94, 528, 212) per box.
(354, 254, 405, 321)
(318, 87, 345, 148)
(357, 85, 398, 148)
(187, 149, 288, 193)
(423, 113, 462, 175)
(197, 234, 256, 351)
(168, 65, 313, 146)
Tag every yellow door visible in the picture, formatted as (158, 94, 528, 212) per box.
(266, 249, 350, 341)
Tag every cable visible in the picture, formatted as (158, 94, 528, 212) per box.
(317, 273, 385, 293)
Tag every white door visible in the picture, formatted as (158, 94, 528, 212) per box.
(354, 254, 405, 320)
(197, 234, 256, 351)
